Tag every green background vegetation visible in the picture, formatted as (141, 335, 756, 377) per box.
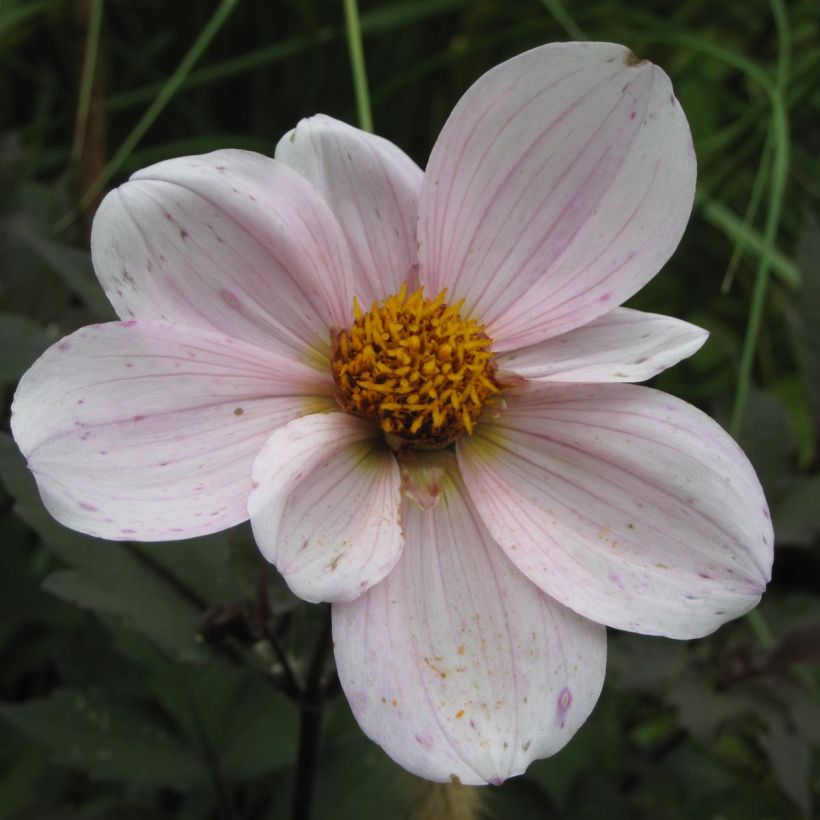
(0, 0, 818, 818)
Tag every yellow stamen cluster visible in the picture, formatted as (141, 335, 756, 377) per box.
(331, 285, 498, 449)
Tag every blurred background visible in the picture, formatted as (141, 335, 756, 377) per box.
(0, 0, 818, 818)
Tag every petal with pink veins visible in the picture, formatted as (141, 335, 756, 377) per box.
(333, 453, 606, 785)
(458, 384, 773, 639)
(496, 307, 708, 383)
(276, 115, 423, 305)
(11, 321, 334, 541)
(418, 42, 696, 351)
(249, 413, 403, 604)
(91, 149, 354, 364)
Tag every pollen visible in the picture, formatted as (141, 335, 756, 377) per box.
(331, 285, 499, 448)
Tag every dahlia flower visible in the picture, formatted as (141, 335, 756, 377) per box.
(12, 42, 773, 785)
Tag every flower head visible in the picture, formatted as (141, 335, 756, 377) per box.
(12, 42, 773, 785)
(331, 285, 499, 446)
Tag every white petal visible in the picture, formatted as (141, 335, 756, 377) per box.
(418, 42, 696, 351)
(458, 383, 773, 639)
(249, 413, 402, 603)
(333, 453, 606, 784)
(276, 115, 423, 305)
(91, 149, 355, 363)
(496, 308, 708, 383)
(11, 321, 333, 541)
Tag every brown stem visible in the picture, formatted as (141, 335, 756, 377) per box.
(291, 607, 334, 820)
(71, 0, 107, 239)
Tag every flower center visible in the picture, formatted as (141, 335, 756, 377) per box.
(331, 284, 498, 449)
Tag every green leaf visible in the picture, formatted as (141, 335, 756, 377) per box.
(0, 744, 48, 820)
(8, 216, 113, 318)
(607, 633, 688, 692)
(769, 375, 817, 469)
(0, 434, 213, 662)
(736, 388, 795, 498)
(134, 532, 248, 609)
(360, 0, 469, 34)
(790, 212, 820, 419)
(0, 689, 204, 790)
(41, 562, 211, 663)
(773, 476, 820, 546)
(527, 691, 620, 810)
(698, 195, 800, 288)
(0, 0, 55, 43)
(308, 700, 410, 820)
(0, 433, 92, 562)
(667, 668, 755, 744)
(484, 779, 551, 820)
(0, 313, 51, 383)
(215, 672, 299, 780)
(142, 661, 299, 782)
(760, 721, 812, 816)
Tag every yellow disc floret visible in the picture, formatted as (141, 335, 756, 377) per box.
(331, 285, 499, 449)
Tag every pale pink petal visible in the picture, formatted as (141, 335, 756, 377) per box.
(418, 42, 696, 351)
(496, 308, 708, 383)
(90, 149, 355, 363)
(275, 115, 423, 305)
(333, 453, 606, 785)
(248, 413, 402, 604)
(11, 321, 334, 541)
(458, 384, 773, 639)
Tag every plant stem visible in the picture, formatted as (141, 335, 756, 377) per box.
(292, 703, 322, 820)
(728, 0, 793, 660)
(720, 128, 773, 294)
(57, 0, 240, 230)
(182, 674, 236, 820)
(342, 0, 373, 132)
(71, 0, 107, 237)
(538, 0, 586, 40)
(730, 0, 790, 435)
(71, 0, 103, 161)
(746, 608, 775, 648)
(259, 582, 302, 702)
(291, 607, 333, 820)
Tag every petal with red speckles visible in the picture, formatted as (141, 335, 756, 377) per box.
(333, 453, 605, 784)
(11, 320, 332, 541)
(249, 413, 403, 604)
(458, 383, 773, 639)
(91, 149, 354, 364)
(419, 42, 696, 351)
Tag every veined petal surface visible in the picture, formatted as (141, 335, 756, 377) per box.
(11, 321, 333, 541)
(497, 308, 708, 383)
(276, 115, 423, 305)
(333, 454, 606, 784)
(458, 384, 773, 639)
(91, 149, 354, 364)
(249, 413, 403, 604)
(418, 41, 696, 351)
